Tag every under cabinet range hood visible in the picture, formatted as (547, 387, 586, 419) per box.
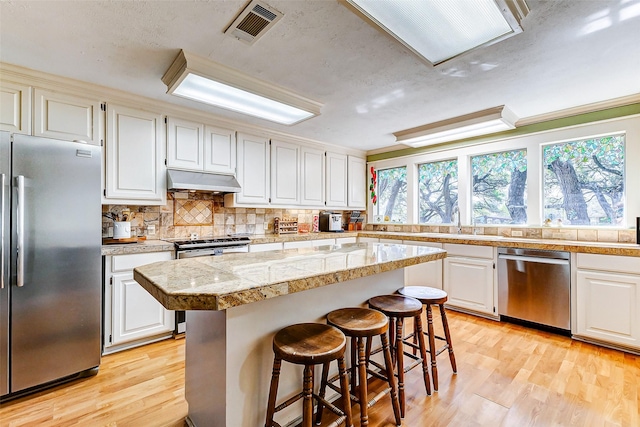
(167, 169, 241, 193)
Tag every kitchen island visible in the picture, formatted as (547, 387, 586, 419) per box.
(134, 242, 446, 427)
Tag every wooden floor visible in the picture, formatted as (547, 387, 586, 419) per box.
(1, 309, 639, 426)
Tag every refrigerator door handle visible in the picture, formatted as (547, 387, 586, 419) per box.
(16, 175, 24, 287)
(1, 173, 4, 289)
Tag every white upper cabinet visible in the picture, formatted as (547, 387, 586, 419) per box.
(33, 88, 101, 145)
(348, 155, 366, 209)
(235, 133, 270, 204)
(166, 116, 204, 170)
(105, 103, 165, 204)
(0, 80, 31, 134)
(270, 139, 300, 205)
(300, 146, 325, 206)
(325, 151, 348, 208)
(204, 125, 236, 174)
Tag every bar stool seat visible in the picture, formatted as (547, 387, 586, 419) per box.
(397, 286, 457, 392)
(265, 323, 353, 427)
(320, 307, 402, 427)
(368, 295, 431, 418)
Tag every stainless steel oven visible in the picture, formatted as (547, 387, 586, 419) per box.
(172, 237, 250, 334)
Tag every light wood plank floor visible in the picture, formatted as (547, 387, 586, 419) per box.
(1, 309, 638, 426)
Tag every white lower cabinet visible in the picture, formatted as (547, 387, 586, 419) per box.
(403, 241, 443, 289)
(283, 240, 313, 249)
(336, 236, 357, 244)
(575, 254, 640, 351)
(104, 251, 174, 354)
(443, 244, 496, 317)
(311, 238, 336, 247)
(249, 242, 284, 252)
(358, 237, 379, 243)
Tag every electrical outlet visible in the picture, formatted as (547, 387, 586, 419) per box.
(147, 224, 156, 235)
(511, 230, 523, 237)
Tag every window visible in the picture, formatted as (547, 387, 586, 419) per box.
(472, 149, 527, 224)
(543, 135, 624, 226)
(418, 159, 458, 223)
(374, 167, 407, 222)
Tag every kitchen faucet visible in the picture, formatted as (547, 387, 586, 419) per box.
(452, 206, 461, 234)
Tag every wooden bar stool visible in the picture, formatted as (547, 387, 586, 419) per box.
(397, 286, 457, 392)
(265, 323, 353, 427)
(319, 307, 402, 427)
(368, 295, 431, 418)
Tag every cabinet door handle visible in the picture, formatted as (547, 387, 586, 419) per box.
(16, 175, 25, 287)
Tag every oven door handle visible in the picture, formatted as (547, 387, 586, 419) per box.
(498, 254, 569, 265)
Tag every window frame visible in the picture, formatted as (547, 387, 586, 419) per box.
(367, 115, 638, 228)
(540, 131, 626, 227)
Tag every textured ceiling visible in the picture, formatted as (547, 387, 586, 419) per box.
(1, 0, 639, 151)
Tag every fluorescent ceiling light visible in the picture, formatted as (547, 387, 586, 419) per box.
(394, 106, 518, 147)
(162, 50, 322, 125)
(344, 0, 529, 65)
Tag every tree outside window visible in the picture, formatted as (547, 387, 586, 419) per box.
(418, 159, 458, 223)
(472, 149, 527, 225)
(375, 167, 407, 222)
(543, 135, 624, 226)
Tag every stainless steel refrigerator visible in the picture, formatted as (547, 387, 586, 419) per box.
(1, 132, 102, 400)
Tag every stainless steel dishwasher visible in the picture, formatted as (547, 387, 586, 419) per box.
(497, 247, 571, 331)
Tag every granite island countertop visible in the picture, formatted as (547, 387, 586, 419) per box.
(133, 242, 446, 311)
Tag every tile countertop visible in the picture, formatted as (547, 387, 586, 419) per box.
(133, 243, 446, 311)
(102, 231, 639, 257)
(100, 232, 358, 256)
(357, 231, 640, 257)
(101, 239, 175, 256)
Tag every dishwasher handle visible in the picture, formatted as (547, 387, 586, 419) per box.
(498, 254, 569, 266)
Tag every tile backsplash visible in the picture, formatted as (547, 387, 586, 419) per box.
(102, 193, 635, 244)
(102, 193, 358, 239)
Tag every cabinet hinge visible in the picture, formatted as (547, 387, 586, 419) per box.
(109, 277, 113, 285)
(268, 197, 271, 203)
(493, 263, 496, 269)
(109, 334, 112, 344)
(269, 140, 272, 146)
(100, 139, 104, 147)
(493, 307, 496, 313)
(165, 159, 167, 166)
(164, 117, 167, 124)
(101, 103, 106, 112)
(103, 189, 107, 197)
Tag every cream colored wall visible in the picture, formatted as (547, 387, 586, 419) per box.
(368, 114, 640, 230)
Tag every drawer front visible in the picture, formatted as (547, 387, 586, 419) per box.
(112, 251, 173, 272)
(577, 253, 640, 275)
(444, 243, 493, 259)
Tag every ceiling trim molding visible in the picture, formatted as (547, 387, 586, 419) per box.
(367, 96, 640, 162)
(0, 62, 365, 156)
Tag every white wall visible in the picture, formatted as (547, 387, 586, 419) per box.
(368, 114, 640, 227)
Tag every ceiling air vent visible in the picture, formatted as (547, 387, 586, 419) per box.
(224, 0, 283, 45)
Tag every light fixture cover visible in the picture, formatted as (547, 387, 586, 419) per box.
(162, 50, 322, 125)
(344, 0, 529, 65)
(394, 106, 518, 147)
